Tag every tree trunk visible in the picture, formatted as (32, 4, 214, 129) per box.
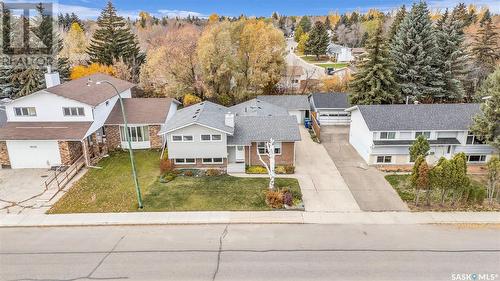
(440, 189, 447, 206)
(414, 189, 420, 206)
(425, 186, 431, 206)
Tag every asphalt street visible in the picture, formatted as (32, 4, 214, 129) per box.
(1, 224, 499, 281)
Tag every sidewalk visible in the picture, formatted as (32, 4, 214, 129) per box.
(1, 211, 499, 227)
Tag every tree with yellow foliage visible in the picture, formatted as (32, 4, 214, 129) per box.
(70, 63, 116, 80)
(183, 93, 202, 106)
(61, 22, 88, 66)
(208, 13, 219, 24)
(322, 74, 351, 92)
(328, 12, 341, 28)
(297, 33, 309, 54)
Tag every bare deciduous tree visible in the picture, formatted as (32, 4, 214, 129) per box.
(257, 139, 276, 190)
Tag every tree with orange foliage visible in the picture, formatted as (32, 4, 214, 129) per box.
(70, 63, 116, 80)
(208, 13, 219, 24)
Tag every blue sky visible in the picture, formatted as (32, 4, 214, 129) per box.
(53, 0, 499, 19)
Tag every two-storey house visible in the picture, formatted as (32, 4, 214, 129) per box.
(346, 104, 496, 167)
(161, 99, 301, 173)
(0, 73, 179, 169)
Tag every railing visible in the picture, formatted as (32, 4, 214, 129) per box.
(311, 112, 321, 140)
(44, 155, 86, 201)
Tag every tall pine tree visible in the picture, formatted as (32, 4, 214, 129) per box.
(435, 10, 468, 101)
(349, 22, 400, 105)
(298, 16, 312, 32)
(388, 5, 406, 42)
(390, 2, 443, 102)
(471, 9, 499, 81)
(87, 1, 144, 80)
(305, 21, 329, 60)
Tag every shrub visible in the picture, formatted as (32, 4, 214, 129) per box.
(206, 169, 221, 176)
(183, 170, 194, 177)
(284, 165, 295, 174)
(247, 165, 267, 174)
(275, 166, 287, 174)
(265, 190, 284, 208)
(183, 93, 201, 107)
(283, 190, 293, 206)
(160, 159, 173, 174)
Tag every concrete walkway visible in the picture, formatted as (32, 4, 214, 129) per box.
(321, 126, 410, 211)
(1, 211, 499, 227)
(294, 127, 360, 212)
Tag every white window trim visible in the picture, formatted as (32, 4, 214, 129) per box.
(376, 155, 393, 164)
(466, 131, 486, 145)
(63, 107, 85, 117)
(379, 131, 396, 140)
(120, 125, 150, 143)
(466, 155, 487, 163)
(14, 107, 36, 117)
(175, 158, 196, 165)
(414, 131, 431, 139)
(171, 134, 194, 143)
(257, 141, 282, 155)
(200, 134, 223, 142)
(202, 158, 224, 164)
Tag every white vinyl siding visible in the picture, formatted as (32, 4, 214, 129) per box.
(166, 124, 227, 159)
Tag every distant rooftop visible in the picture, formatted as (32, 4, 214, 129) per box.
(257, 95, 310, 111)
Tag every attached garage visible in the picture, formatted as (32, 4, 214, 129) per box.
(257, 95, 310, 124)
(7, 140, 61, 169)
(310, 93, 351, 126)
(317, 110, 350, 125)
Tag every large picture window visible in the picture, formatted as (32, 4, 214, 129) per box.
(120, 125, 150, 142)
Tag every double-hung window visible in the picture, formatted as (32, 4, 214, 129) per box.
(257, 142, 282, 155)
(466, 132, 485, 145)
(14, 107, 36, 116)
(120, 126, 150, 142)
(63, 107, 85, 116)
(200, 134, 222, 142)
(376, 156, 392, 163)
(380, 132, 396, 139)
(415, 131, 431, 139)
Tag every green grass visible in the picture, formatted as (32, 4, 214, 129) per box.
(143, 176, 301, 211)
(300, 55, 329, 63)
(49, 151, 301, 213)
(317, 63, 349, 69)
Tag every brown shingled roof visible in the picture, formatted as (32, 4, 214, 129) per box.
(105, 98, 177, 125)
(0, 122, 92, 141)
(44, 73, 136, 106)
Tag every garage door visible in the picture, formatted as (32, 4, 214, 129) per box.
(318, 110, 351, 125)
(289, 110, 303, 124)
(7, 141, 61, 169)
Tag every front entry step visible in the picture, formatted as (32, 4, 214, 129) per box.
(227, 163, 245, 173)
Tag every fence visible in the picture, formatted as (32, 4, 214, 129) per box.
(311, 112, 321, 140)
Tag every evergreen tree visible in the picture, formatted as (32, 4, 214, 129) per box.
(409, 135, 430, 162)
(298, 16, 312, 32)
(388, 5, 406, 42)
(390, 2, 443, 102)
(435, 10, 468, 101)
(349, 23, 400, 105)
(471, 9, 499, 80)
(470, 67, 500, 151)
(305, 21, 329, 60)
(0, 8, 14, 97)
(87, 1, 145, 73)
(451, 3, 472, 28)
(324, 16, 331, 31)
(11, 65, 44, 97)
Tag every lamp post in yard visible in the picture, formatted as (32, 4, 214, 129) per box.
(89, 79, 143, 209)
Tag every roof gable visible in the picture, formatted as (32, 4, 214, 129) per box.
(105, 98, 176, 125)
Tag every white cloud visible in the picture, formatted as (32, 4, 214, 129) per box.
(156, 9, 205, 18)
(427, 0, 499, 13)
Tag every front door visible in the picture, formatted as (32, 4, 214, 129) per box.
(235, 146, 245, 162)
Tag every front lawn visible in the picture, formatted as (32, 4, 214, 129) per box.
(49, 151, 301, 213)
(317, 63, 349, 69)
(385, 174, 499, 211)
(300, 55, 329, 63)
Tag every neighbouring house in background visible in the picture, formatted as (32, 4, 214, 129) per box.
(0, 72, 179, 169)
(160, 99, 301, 173)
(279, 65, 305, 91)
(351, 48, 367, 61)
(257, 95, 310, 124)
(309, 93, 351, 125)
(327, 43, 354, 62)
(346, 103, 497, 167)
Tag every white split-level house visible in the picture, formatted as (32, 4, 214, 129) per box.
(309, 93, 351, 125)
(161, 98, 301, 173)
(0, 72, 179, 169)
(346, 103, 497, 166)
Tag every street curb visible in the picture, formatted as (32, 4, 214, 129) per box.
(1, 211, 499, 227)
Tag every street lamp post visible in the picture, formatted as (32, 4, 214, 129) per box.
(94, 80, 143, 209)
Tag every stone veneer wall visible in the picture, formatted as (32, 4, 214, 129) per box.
(58, 141, 83, 165)
(0, 141, 10, 167)
(246, 142, 295, 166)
(104, 125, 121, 151)
(149, 125, 162, 148)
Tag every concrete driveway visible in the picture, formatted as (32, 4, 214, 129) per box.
(320, 126, 409, 211)
(0, 169, 57, 214)
(295, 127, 360, 212)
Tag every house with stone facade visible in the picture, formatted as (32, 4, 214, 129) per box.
(346, 103, 496, 168)
(0, 73, 179, 169)
(161, 99, 301, 173)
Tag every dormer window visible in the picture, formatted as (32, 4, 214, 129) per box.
(63, 107, 85, 116)
(14, 107, 36, 116)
